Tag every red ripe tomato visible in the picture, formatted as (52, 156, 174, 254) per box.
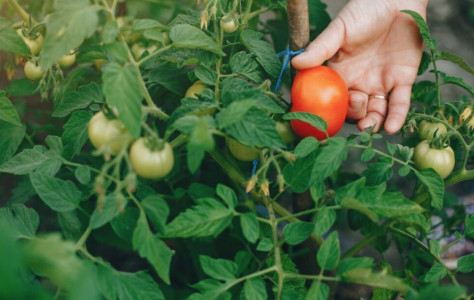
(290, 66, 349, 140)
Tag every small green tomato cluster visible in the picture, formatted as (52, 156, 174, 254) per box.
(414, 119, 454, 179)
(88, 110, 174, 180)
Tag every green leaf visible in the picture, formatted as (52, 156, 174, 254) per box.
(437, 51, 474, 76)
(0, 17, 29, 54)
(229, 51, 263, 83)
(62, 110, 93, 159)
(102, 62, 143, 138)
(401, 10, 436, 50)
(440, 73, 474, 96)
(0, 91, 21, 126)
(293, 137, 319, 158)
(216, 184, 238, 208)
(148, 64, 189, 95)
(186, 116, 215, 173)
(0, 148, 49, 175)
(464, 215, 474, 238)
(283, 152, 317, 193)
(283, 222, 315, 245)
(199, 255, 238, 281)
(363, 158, 393, 185)
(111, 207, 139, 242)
(89, 194, 122, 230)
(421, 264, 447, 282)
(40, 5, 101, 70)
(194, 66, 218, 86)
(30, 172, 81, 212)
(241, 30, 281, 78)
(53, 83, 103, 118)
(0, 204, 39, 239)
(256, 238, 273, 252)
(102, 20, 119, 44)
(74, 165, 91, 184)
(95, 265, 165, 300)
(360, 148, 376, 162)
(6, 78, 38, 97)
(456, 254, 474, 273)
(314, 206, 336, 237)
(413, 283, 466, 300)
(220, 77, 284, 113)
(218, 107, 285, 148)
(170, 24, 224, 56)
(342, 268, 409, 292)
(243, 277, 267, 300)
(164, 198, 234, 238)
(45, 135, 63, 156)
(132, 212, 173, 284)
(311, 137, 347, 183)
(337, 257, 375, 277)
(0, 121, 25, 165)
(317, 231, 340, 270)
(283, 112, 327, 133)
(305, 281, 329, 300)
(141, 195, 169, 235)
(240, 212, 260, 244)
(414, 169, 444, 209)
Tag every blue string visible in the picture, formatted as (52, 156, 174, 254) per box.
(249, 46, 306, 178)
(273, 46, 306, 93)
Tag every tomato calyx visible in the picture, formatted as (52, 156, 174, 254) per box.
(143, 136, 167, 152)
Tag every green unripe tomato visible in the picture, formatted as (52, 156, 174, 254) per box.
(24, 61, 44, 82)
(276, 121, 297, 145)
(413, 140, 455, 179)
(88, 111, 133, 155)
(220, 14, 239, 33)
(226, 137, 260, 162)
(17, 29, 43, 56)
(58, 52, 76, 68)
(418, 120, 447, 140)
(129, 138, 174, 180)
(185, 80, 207, 99)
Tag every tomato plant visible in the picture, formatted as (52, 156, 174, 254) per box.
(17, 28, 43, 56)
(290, 66, 349, 140)
(414, 140, 455, 179)
(0, 1, 473, 300)
(129, 138, 174, 179)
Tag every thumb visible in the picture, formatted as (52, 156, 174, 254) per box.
(291, 18, 345, 70)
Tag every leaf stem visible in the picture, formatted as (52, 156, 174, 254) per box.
(7, 0, 32, 24)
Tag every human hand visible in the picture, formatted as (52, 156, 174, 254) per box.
(291, 0, 429, 134)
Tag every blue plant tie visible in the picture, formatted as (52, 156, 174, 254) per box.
(274, 46, 306, 93)
(251, 158, 259, 177)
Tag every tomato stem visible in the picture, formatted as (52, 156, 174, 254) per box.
(7, 0, 33, 24)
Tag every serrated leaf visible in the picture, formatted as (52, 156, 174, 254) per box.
(0, 148, 49, 175)
(240, 212, 260, 244)
(132, 212, 173, 284)
(170, 24, 224, 56)
(0, 17, 29, 54)
(0, 121, 25, 165)
(240, 30, 281, 78)
(360, 148, 375, 162)
(283, 112, 327, 133)
(89, 194, 122, 229)
(243, 277, 267, 300)
(216, 184, 237, 208)
(456, 254, 474, 273)
(194, 66, 218, 86)
(40, 5, 101, 70)
(229, 51, 263, 83)
(199, 255, 238, 281)
(53, 83, 103, 118)
(317, 231, 340, 270)
(256, 238, 273, 252)
(74, 165, 91, 184)
(293, 137, 319, 158)
(421, 264, 447, 282)
(164, 198, 234, 238)
(30, 172, 81, 212)
(440, 73, 474, 96)
(314, 206, 336, 237)
(95, 265, 165, 300)
(283, 222, 315, 245)
(363, 158, 393, 185)
(401, 10, 436, 50)
(337, 257, 375, 277)
(142, 195, 169, 235)
(283, 151, 317, 193)
(437, 51, 474, 76)
(414, 169, 444, 209)
(61, 110, 93, 159)
(342, 267, 409, 292)
(0, 91, 21, 126)
(102, 62, 142, 138)
(0, 204, 39, 239)
(305, 281, 329, 300)
(311, 137, 347, 183)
